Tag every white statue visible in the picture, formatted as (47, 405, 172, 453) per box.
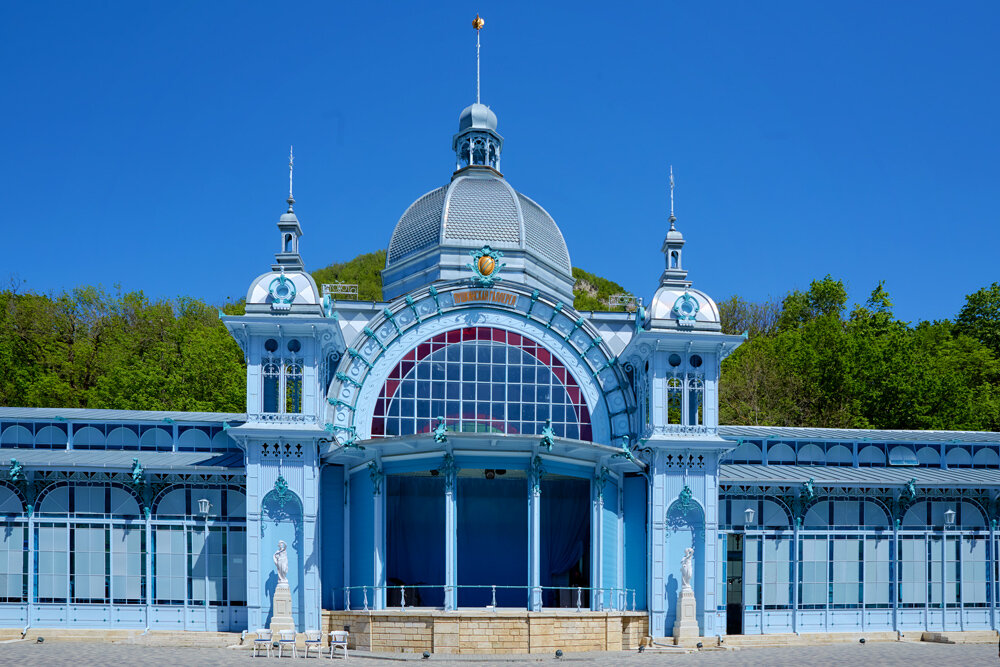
(680, 547, 694, 591)
(274, 540, 288, 584)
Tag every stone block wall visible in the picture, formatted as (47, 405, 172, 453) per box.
(321, 610, 648, 654)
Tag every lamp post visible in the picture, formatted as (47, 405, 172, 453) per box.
(744, 507, 755, 528)
(944, 507, 956, 628)
(198, 498, 211, 629)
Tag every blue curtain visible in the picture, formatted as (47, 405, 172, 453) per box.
(457, 476, 528, 607)
(540, 478, 590, 607)
(387, 476, 445, 607)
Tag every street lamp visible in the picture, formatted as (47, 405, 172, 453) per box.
(944, 507, 956, 628)
(744, 507, 755, 527)
(198, 498, 211, 628)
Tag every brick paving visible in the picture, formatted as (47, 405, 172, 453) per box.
(0, 641, 999, 666)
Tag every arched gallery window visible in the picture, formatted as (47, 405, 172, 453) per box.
(372, 327, 592, 440)
(262, 339, 303, 415)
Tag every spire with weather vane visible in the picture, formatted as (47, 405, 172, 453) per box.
(273, 146, 304, 271)
(287, 145, 295, 212)
(452, 15, 503, 172)
(659, 165, 690, 287)
(474, 14, 484, 104)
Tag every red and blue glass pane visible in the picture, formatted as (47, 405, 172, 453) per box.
(371, 327, 592, 441)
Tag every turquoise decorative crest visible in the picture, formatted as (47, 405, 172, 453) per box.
(274, 475, 291, 507)
(677, 485, 694, 511)
(130, 458, 144, 488)
(8, 459, 24, 483)
(539, 418, 556, 452)
(672, 292, 699, 322)
(466, 245, 506, 287)
(268, 271, 296, 311)
(433, 416, 448, 443)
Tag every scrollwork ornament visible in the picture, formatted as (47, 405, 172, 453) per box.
(368, 462, 385, 496)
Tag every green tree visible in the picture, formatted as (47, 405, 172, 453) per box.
(956, 282, 1000, 357)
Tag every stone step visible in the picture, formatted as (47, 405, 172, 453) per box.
(0, 628, 243, 648)
(922, 630, 999, 644)
(717, 631, 898, 647)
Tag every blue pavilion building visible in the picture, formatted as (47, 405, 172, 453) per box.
(2, 70, 1000, 652)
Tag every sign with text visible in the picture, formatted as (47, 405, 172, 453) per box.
(452, 289, 518, 307)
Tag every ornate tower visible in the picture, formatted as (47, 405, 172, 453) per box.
(620, 170, 744, 639)
(222, 154, 345, 632)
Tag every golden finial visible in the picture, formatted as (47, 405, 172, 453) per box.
(473, 14, 485, 30)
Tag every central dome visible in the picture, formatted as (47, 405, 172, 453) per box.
(387, 170, 569, 269)
(382, 168, 574, 302)
(381, 101, 576, 303)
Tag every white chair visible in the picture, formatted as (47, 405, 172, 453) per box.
(252, 628, 272, 658)
(278, 629, 298, 658)
(329, 630, 349, 660)
(303, 629, 323, 658)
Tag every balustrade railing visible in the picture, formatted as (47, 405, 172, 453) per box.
(340, 584, 637, 613)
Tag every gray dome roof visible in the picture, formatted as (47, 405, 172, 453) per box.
(458, 103, 498, 132)
(386, 170, 572, 275)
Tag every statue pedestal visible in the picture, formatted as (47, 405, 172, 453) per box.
(269, 582, 295, 635)
(672, 586, 700, 646)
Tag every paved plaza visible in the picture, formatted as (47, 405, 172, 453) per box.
(0, 641, 999, 667)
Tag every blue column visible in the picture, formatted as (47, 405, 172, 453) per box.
(528, 454, 542, 611)
(444, 461, 457, 611)
(529, 485, 541, 610)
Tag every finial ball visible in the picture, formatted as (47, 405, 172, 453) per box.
(473, 14, 485, 30)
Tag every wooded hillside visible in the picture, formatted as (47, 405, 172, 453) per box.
(2, 261, 998, 432)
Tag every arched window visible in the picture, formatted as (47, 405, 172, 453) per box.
(687, 377, 704, 426)
(285, 362, 303, 413)
(263, 362, 281, 413)
(666, 377, 682, 425)
(372, 327, 592, 440)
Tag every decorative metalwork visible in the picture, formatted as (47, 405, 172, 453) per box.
(130, 458, 144, 490)
(529, 455, 545, 495)
(368, 462, 385, 495)
(273, 475, 291, 508)
(433, 417, 448, 443)
(268, 270, 296, 311)
(8, 459, 24, 484)
(336, 372, 363, 389)
(803, 477, 815, 501)
(595, 466, 611, 502)
(319, 424, 365, 452)
(539, 418, 556, 452)
(611, 435, 639, 465)
(322, 282, 359, 300)
(677, 485, 694, 511)
(672, 292, 699, 322)
(607, 293, 637, 311)
(467, 245, 506, 287)
(439, 453, 457, 492)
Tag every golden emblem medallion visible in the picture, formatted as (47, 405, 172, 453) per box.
(478, 255, 495, 276)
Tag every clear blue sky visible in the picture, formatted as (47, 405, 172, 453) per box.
(2, 2, 998, 323)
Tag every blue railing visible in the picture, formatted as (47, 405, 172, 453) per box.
(341, 584, 636, 613)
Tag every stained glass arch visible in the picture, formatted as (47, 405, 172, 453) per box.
(372, 326, 593, 441)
